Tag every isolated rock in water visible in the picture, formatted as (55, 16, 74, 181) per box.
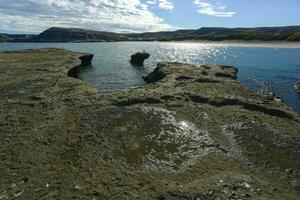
(130, 52, 150, 66)
(79, 54, 94, 65)
(67, 54, 94, 78)
(295, 82, 300, 91)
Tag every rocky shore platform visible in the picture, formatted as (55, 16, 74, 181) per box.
(0, 48, 299, 199)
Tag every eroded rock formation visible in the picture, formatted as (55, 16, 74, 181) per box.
(79, 54, 94, 65)
(0, 48, 299, 199)
(130, 51, 150, 66)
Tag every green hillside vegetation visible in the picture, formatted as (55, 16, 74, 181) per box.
(287, 32, 300, 41)
(130, 26, 300, 42)
(1, 26, 300, 42)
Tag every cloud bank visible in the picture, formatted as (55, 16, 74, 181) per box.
(0, 0, 176, 33)
(193, 0, 235, 17)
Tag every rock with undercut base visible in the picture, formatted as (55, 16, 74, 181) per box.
(79, 54, 94, 65)
(130, 52, 150, 66)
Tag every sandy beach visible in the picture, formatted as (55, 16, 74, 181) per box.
(168, 40, 300, 48)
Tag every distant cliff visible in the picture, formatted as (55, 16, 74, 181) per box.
(1, 26, 300, 42)
(31, 27, 128, 42)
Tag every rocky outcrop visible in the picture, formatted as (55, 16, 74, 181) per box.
(67, 54, 94, 78)
(79, 54, 94, 65)
(0, 49, 299, 200)
(143, 62, 168, 82)
(144, 63, 238, 83)
(130, 51, 150, 66)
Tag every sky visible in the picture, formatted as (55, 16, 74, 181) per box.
(0, 0, 299, 34)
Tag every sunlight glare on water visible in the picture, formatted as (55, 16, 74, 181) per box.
(0, 42, 299, 112)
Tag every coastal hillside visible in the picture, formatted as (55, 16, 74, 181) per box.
(1, 26, 300, 43)
(25, 27, 128, 42)
(130, 26, 300, 41)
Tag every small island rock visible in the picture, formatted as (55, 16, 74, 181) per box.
(79, 54, 94, 65)
(130, 52, 150, 66)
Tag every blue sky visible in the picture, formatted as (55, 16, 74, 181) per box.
(157, 0, 300, 28)
(0, 0, 299, 34)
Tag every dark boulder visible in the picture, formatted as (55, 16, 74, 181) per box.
(143, 62, 168, 83)
(68, 54, 94, 78)
(130, 52, 150, 66)
(79, 54, 94, 66)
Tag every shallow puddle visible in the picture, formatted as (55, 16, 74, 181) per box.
(81, 106, 218, 171)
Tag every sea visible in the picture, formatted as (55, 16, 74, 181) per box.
(0, 42, 299, 112)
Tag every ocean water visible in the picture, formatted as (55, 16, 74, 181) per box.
(0, 42, 299, 112)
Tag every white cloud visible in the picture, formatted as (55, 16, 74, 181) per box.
(158, 0, 174, 10)
(0, 0, 176, 33)
(146, 0, 174, 10)
(146, 0, 157, 4)
(193, 0, 235, 17)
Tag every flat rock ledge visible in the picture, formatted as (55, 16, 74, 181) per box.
(0, 48, 299, 200)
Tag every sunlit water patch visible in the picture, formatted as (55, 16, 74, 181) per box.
(1, 42, 300, 111)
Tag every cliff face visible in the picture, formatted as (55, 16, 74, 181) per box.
(0, 49, 299, 199)
(32, 27, 128, 42)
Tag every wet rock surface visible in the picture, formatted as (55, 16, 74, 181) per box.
(79, 106, 218, 171)
(0, 48, 299, 199)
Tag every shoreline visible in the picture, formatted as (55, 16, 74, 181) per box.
(165, 40, 300, 48)
(2, 40, 300, 49)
